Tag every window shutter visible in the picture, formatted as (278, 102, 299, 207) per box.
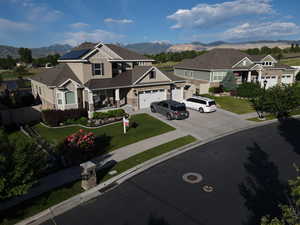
(92, 64, 95, 76)
(102, 63, 104, 75)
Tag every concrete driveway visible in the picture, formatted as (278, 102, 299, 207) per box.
(145, 108, 253, 140)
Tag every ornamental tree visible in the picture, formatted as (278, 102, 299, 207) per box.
(221, 71, 237, 91)
(65, 129, 95, 151)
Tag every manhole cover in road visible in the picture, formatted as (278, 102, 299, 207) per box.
(182, 172, 203, 184)
(202, 185, 214, 192)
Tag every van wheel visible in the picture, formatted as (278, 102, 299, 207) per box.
(166, 113, 172, 120)
(199, 108, 204, 113)
(151, 106, 156, 113)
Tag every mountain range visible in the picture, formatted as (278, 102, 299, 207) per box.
(0, 40, 299, 58)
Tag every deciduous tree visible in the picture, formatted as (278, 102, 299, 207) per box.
(0, 130, 46, 200)
(261, 166, 300, 225)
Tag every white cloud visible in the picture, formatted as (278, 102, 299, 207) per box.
(70, 22, 89, 29)
(62, 29, 125, 46)
(8, 0, 63, 22)
(222, 22, 300, 40)
(104, 18, 134, 24)
(0, 18, 33, 32)
(27, 6, 63, 22)
(167, 0, 274, 29)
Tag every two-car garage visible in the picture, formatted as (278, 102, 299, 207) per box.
(138, 87, 184, 109)
(138, 89, 167, 109)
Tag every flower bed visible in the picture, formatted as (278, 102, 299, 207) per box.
(42, 109, 128, 128)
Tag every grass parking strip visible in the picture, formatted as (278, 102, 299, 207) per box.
(0, 135, 197, 225)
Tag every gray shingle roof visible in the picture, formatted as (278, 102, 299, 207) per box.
(84, 66, 179, 90)
(84, 71, 133, 90)
(174, 48, 252, 70)
(30, 64, 82, 86)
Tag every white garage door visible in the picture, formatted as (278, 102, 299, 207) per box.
(171, 87, 183, 102)
(139, 89, 166, 109)
(281, 74, 293, 84)
(262, 76, 278, 89)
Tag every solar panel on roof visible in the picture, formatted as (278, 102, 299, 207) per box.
(59, 49, 91, 60)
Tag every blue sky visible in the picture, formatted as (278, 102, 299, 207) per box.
(0, 0, 299, 47)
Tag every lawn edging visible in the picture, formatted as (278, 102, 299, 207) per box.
(15, 136, 198, 225)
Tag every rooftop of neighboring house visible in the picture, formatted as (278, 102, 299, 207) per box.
(174, 48, 294, 71)
(59, 42, 153, 61)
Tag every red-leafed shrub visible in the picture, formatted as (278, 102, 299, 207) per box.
(65, 129, 95, 151)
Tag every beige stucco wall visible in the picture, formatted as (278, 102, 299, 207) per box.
(89, 51, 112, 79)
(67, 63, 85, 83)
(138, 68, 170, 84)
(31, 80, 55, 109)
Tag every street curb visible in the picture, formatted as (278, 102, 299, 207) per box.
(15, 117, 295, 225)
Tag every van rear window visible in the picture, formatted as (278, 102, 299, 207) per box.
(208, 101, 216, 106)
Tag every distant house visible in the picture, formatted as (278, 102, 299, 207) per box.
(29, 42, 188, 117)
(174, 48, 296, 93)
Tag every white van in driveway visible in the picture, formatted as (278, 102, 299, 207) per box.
(182, 96, 217, 113)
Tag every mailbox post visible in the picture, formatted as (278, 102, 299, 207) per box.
(80, 161, 97, 190)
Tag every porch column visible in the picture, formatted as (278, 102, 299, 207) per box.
(258, 70, 263, 87)
(247, 71, 252, 82)
(88, 90, 94, 119)
(115, 88, 120, 108)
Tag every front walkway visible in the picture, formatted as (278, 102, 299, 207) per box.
(0, 128, 188, 211)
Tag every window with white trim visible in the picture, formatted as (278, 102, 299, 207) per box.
(65, 91, 76, 104)
(92, 63, 104, 76)
(213, 71, 227, 81)
(57, 92, 63, 105)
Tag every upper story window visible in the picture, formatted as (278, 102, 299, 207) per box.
(39, 87, 42, 95)
(149, 70, 156, 79)
(262, 61, 273, 66)
(92, 63, 104, 76)
(243, 60, 247, 66)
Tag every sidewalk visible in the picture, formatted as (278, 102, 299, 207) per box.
(0, 129, 187, 211)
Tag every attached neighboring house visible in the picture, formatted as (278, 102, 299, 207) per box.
(30, 42, 187, 117)
(174, 48, 296, 93)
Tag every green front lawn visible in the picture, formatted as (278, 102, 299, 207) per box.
(34, 113, 175, 151)
(0, 135, 196, 225)
(204, 95, 255, 114)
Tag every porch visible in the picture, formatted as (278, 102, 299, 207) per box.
(233, 69, 262, 85)
(86, 88, 130, 117)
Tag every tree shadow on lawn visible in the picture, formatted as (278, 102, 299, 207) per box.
(277, 118, 300, 155)
(239, 142, 288, 225)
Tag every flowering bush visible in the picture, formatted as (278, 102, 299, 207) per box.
(65, 129, 95, 151)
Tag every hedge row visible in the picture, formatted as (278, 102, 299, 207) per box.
(93, 109, 126, 120)
(42, 109, 88, 126)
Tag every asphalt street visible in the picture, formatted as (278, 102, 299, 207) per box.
(43, 118, 300, 225)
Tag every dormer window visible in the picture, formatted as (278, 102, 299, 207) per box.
(149, 70, 156, 79)
(92, 63, 104, 76)
(263, 61, 273, 66)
